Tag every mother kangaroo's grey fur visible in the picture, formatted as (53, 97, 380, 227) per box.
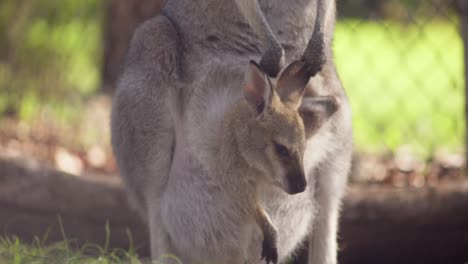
(111, 0, 352, 263)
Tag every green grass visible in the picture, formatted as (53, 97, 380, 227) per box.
(334, 20, 464, 156)
(0, 218, 145, 264)
(0, 237, 200, 264)
(0, 216, 193, 264)
(0, 236, 141, 264)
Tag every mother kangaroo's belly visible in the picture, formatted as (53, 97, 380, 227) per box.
(162, 149, 255, 261)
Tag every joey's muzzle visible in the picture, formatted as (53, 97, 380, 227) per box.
(287, 171, 307, 195)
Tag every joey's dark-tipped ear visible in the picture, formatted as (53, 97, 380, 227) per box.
(276, 60, 311, 110)
(243, 61, 272, 115)
(299, 95, 340, 138)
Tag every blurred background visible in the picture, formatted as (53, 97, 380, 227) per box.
(0, 0, 463, 185)
(0, 0, 466, 263)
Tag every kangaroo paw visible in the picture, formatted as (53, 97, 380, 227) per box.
(259, 48, 285, 78)
(261, 237, 278, 264)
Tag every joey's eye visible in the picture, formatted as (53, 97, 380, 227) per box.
(274, 142, 289, 157)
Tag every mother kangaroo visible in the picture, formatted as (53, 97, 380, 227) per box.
(111, 0, 352, 263)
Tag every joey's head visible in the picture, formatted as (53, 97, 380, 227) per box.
(232, 61, 339, 195)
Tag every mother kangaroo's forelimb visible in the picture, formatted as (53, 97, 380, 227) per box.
(234, 0, 284, 77)
(236, 0, 330, 78)
(302, 0, 328, 77)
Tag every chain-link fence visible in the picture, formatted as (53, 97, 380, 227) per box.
(336, 0, 463, 156)
(333, 0, 464, 184)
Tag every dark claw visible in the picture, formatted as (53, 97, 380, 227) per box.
(259, 58, 281, 78)
(259, 47, 285, 78)
(301, 30, 326, 78)
(261, 238, 278, 264)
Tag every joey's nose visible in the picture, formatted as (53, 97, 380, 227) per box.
(288, 174, 307, 195)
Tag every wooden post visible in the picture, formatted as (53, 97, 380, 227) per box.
(102, 0, 165, 93)
(461, 0, 468, 167)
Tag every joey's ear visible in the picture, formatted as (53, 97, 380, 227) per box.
(299, 96, 340, 138)
(276, 60, 311, 110)
(243, 61, 272, 115)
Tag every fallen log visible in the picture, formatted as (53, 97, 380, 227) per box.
(1, 158, 468, 263)
(340, 183, 468, 264)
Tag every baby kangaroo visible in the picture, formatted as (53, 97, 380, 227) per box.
(162, 60, 339, 264)
(224, 60, 338, 263)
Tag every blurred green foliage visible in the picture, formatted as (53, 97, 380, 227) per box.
(0, 0, 104, 120)
(0, 0, 463, 156)
(339, 0, 457, 21)
(0, 235, 144, 264)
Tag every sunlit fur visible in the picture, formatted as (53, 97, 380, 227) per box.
(111, 0, 352, 263)
(159, 62, 334, 263)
